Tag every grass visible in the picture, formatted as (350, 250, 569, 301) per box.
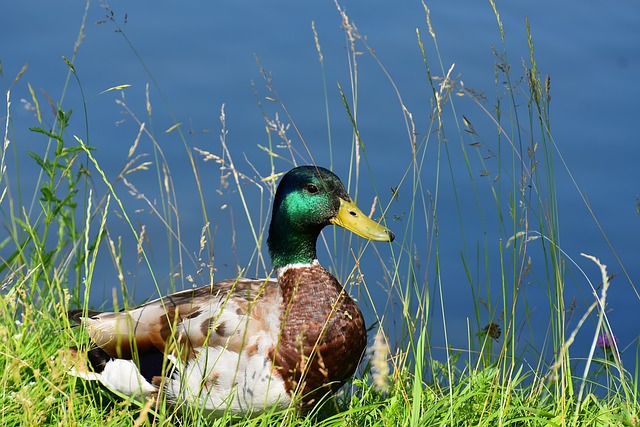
(1, 1, 639, 426)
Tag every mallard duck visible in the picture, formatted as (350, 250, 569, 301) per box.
(67, 165, 394, 416)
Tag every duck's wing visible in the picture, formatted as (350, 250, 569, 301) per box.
(70, 277, 281, 360)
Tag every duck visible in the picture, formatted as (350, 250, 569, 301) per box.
(67, 165, 395, 416)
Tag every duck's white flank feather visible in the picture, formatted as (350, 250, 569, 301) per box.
(165, 337, 290, 415)
(69, 359, 156, 397)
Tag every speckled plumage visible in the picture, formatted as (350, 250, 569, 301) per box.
(67, 166, 394, 416)
(273, 261, 367, 405)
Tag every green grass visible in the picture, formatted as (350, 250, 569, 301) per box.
(1, 2, 638, 426)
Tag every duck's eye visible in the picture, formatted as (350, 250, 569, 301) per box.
(306, 183, 319, 194)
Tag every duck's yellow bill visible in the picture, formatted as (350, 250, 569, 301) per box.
(330, 198, 395, 242)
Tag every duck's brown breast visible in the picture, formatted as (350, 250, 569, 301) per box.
(271, 263, 367, 406)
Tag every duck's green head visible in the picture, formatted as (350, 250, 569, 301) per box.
(267, 166, 395, 268)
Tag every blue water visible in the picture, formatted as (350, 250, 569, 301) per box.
(2, 1, 639, 377)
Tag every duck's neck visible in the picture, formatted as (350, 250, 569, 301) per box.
(267, 218, 322, 270)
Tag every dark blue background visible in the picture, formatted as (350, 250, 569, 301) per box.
(2, 1, 638, 375)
